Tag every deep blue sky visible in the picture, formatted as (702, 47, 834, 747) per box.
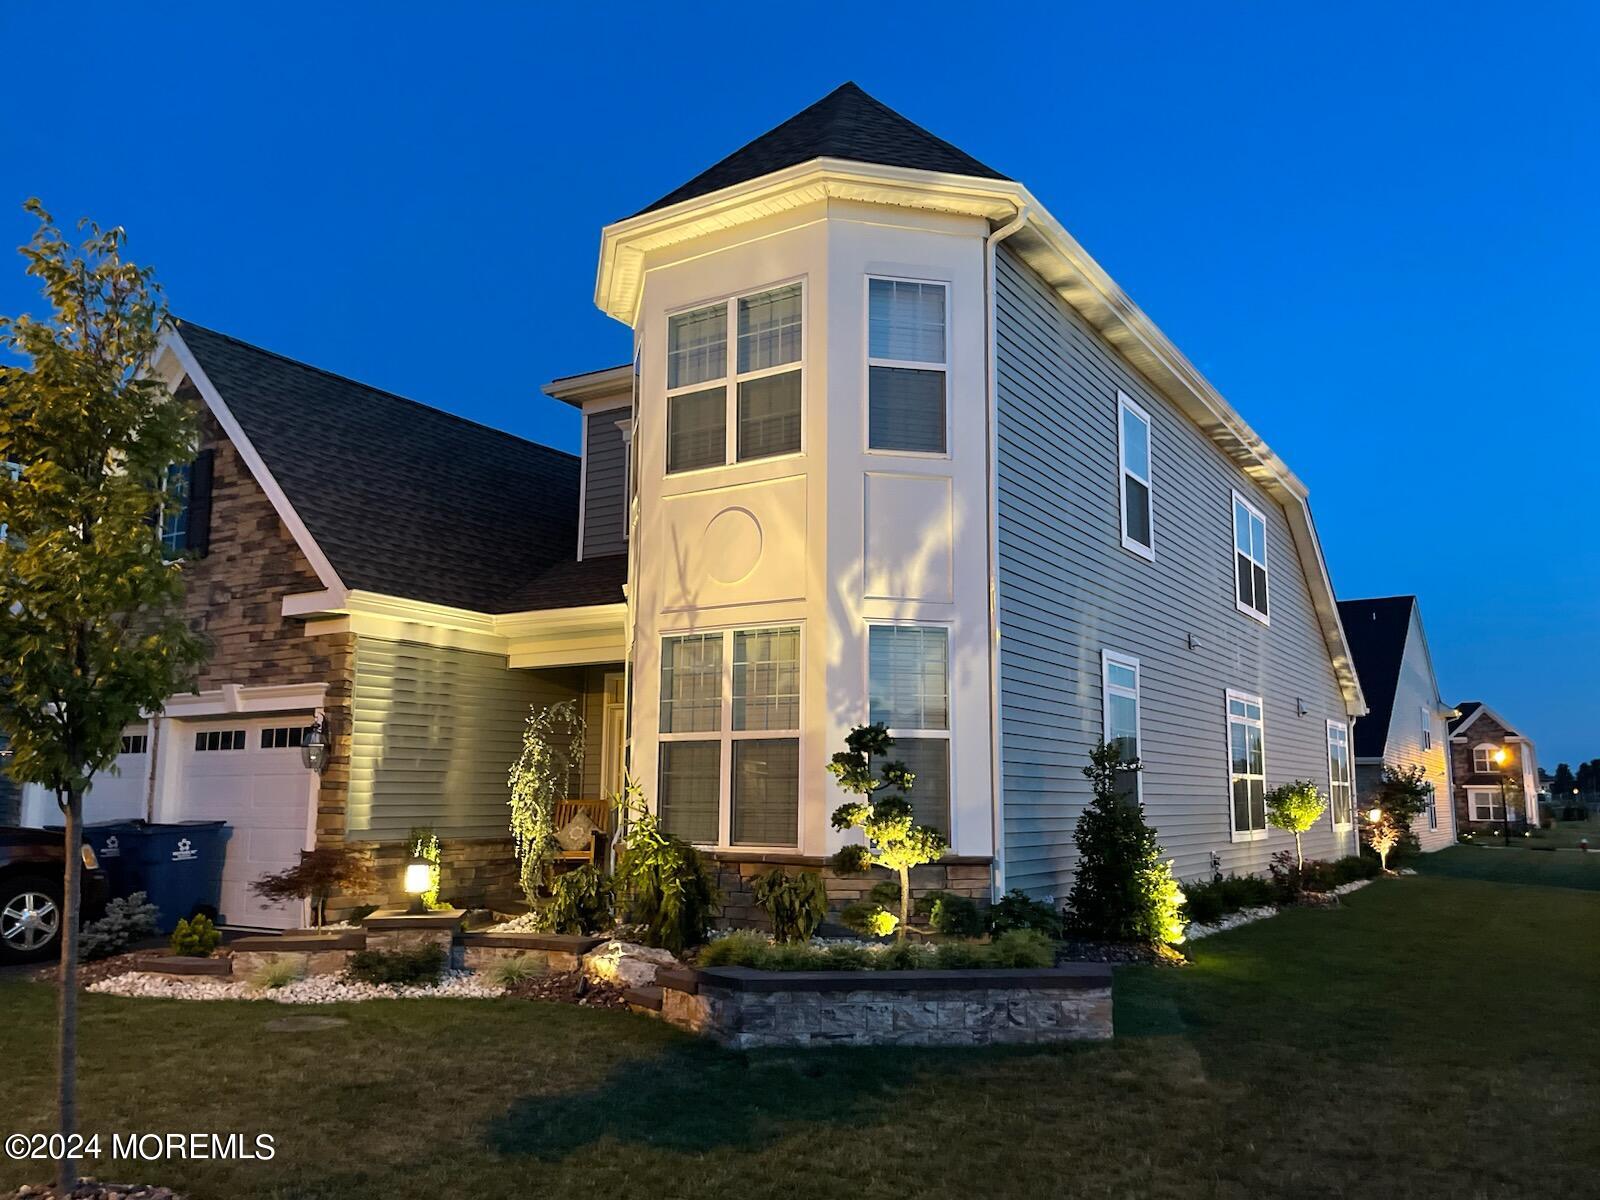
(3, 3, 1595, 766)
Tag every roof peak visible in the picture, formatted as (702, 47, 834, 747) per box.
(634, 80, 1009, 216)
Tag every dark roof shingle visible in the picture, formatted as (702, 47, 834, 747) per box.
(176, 320, 621, 614)
(1336, 596, 1416, 759)
(636, 82, 1009, 216)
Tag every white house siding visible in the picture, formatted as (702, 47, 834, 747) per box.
(581, 404, 630, 559)
(994, 246, 1357, 896)
(1356, 608, 1456, 851)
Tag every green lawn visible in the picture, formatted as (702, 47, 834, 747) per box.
(1, 848, 1596, 1200)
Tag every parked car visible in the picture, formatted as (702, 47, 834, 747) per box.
(0, 827, 109, 963)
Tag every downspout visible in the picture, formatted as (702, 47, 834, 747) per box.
(983, 204, 1029, 900)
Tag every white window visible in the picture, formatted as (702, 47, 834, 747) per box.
(1420, 706, 1432, 751)
(160, 461, 192, 555)
(1117, 394, 1154, 558)
(866, 278, 947, 454)
(1102, 650, 1142, 801)
(1227, 690, 1267, 839)
(1326, 720, 1353, 827)
(1473, 744, 1498, 773)
(1426, 785, 1438, 829)
(868, 624, 951, 836)
(1232, 491, 1270, 622)
(1468, 786, 1504, 822)
(657, 626, 801, 847)
(665, 283, 803, 474)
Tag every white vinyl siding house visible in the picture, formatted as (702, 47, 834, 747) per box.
(994, 245, 1356, 895)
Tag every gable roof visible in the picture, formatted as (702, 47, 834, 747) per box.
(1449, 701, 1527, 742)
(168, 320, 623, 614)
(1336, 596, 1416, 758)
(636, 82, 1009, 216)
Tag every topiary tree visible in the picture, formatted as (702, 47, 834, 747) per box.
(827, 723, 947, 942)
(507, 699, 585, 906)
(1265, 779, 1326, 871)
(1064, 740, 1185, 945)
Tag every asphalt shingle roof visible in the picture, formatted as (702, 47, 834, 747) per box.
(175, 320, 624, 614)
(636, 82, 1010, 216)
(1336, 596, 1416, 759)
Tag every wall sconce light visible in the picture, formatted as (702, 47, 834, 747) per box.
(1187, 632, 1202, 651)
(1296, 698, 1309, 717)
(403, 857, 433, 914)
(301, 712, 328, 772)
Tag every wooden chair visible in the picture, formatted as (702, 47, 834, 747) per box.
(551, 798, 614, 866)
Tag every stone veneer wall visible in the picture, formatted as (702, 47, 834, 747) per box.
(327, 835, 523, 919)
(707, 853, 993, 928)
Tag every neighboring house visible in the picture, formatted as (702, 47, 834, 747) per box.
(16, 82, 1372, 923)
(1447, 702, 1542, 834)
(1336, 596, 1456, 850)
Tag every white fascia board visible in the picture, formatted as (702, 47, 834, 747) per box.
(160, 328, 345, 593)
(541, 365, 634, 407)
(165, 681, 328, 717)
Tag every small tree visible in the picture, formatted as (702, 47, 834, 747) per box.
(1265, 779, 1327, 871)
(1373, 764, 1431, 856)
(1365, 808, 1402, 872)
(250, 847, 379, 928)
(827, 723, 947, 941)
(507, 699, 584, 906)
(1064, 741, 1185, 945)
(0, 201, 208, 1187)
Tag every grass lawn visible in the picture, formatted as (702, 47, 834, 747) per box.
(1, 848, 1596, 1200)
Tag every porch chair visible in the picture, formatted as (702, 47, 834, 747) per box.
(551, 798, 614, 867)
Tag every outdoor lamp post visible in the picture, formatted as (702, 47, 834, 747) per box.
(403, 857, 432, 914)
(1493, 747, 1514, 846)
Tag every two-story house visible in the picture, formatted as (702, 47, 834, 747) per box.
(15, 83, 1369, 925)
(1447, 702, 1542, 834)
(1337, 596, 1456, 850)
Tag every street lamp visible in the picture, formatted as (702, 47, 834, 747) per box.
(1492, 747, 1514, 845)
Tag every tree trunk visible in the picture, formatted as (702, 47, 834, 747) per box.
(56, 786, 83, 1189)
(897, 865, 910, 942)
(1294, 831, 1304, 872)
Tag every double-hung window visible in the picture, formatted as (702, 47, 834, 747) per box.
(657, 627, 801, 847)
(1102, 650, 1142, 801)
(1117, 394, 1154, 558)
(1426, 785, 1439, 829)
(161, 461, 192, 555)
(1227, 690, 1267, 839)
(867, 278, 947, 454)
(1420, 706, 1433, 751)
(1232, 491, 1269, 622)
(1326, 720, 1353, 828)
(1473, 744, 1497, 773)
(868, 624, 951, 836)
(665, 282, 803, 474)
(1468, 786, 1503, 822)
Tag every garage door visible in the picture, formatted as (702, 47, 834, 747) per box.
(172, 716, 316, 930)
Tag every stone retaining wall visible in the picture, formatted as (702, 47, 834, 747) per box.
(457, 932, 601, 976)
(655, 964, 1112, 1048)
(706, 853, 993, 929)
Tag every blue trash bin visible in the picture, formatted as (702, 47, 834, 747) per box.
(119, 821, 229, 933)
(82, 821, 147, 903)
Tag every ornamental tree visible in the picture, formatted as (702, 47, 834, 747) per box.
(250, 847, 379, 928)
(1265, 778, 1327, 871)
(0, 200, 208, 1187)
(1365, 809, 1402, 872)
(827, 723, 946, 941)
(507, 698, 585, 905)
(1373, 763, 1432, 856)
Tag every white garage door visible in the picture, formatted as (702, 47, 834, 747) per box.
(172, 716, 316, 930)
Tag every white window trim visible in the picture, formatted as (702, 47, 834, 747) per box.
(864, 619, 955, 838)
(1466, 785, 1505, 822)
(657, 623, 804, 851)
(1426, 784, 1439, 830)
(1227, 688, 1268, 842)
(1419, 705, 1433, 751)
(1116, 392, 1155, 561)
(863, 274, 952, 460)
(1231, 489, 1271, 626)
(1472, 743, 1498, 773)
(1326, 719, 1353, 829)
(1101, 649, 1143, 800)
(663, 279, 807, 477)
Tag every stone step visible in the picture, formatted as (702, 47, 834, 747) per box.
(623, 983, 663, 1012)
(146, 955, 231, 977)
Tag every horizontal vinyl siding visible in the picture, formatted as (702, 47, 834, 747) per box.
(994, 246, 1352, 896)
(347, 637, 583, 841)
(1358, 611, 1455, 850)
(582, 406, 629, 558)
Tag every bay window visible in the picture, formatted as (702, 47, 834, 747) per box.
(666, 283, 803, 474)
(868, 624, 950, 836)
(867, 278, 947, 454)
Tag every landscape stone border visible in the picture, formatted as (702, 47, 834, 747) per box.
(457, 931, 604, 976)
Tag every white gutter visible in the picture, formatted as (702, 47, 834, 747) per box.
(983, 203, 1029, 899)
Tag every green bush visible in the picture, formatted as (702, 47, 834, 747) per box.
(1331, 854, 1381, 884)
(986, 889, 1061, 937)
(920, 890, 984, 937)
(985, 929, 1056, 968)
(614, 786, 719, 955)
(543, 865, 613, 935)
(1180, 879, 1226, 926)
(1217, 874, 1276, 910)
(168, 913, 221, 957)
(80, 891, 158, 961)
(751, 867, 829, 944)
(697, 928, 1054, 972)
(344, 944, 446, 986)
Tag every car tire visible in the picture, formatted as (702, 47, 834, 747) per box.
(0, 873, 65, 964)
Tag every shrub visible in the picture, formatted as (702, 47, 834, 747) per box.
(486, 955, 546, 988)
(1331, 854, 1381, 884)
(697, 928, 1053, 972)
(1298, 859, 1339, 894)
(827, 723, 947, 941)
(751, 867, 830, 944)
(925, 891, 984, 937)
(79, 892, 158, 961)
(614, 783, 719, 955)
(1063, 741, 1185, 945)
(986, 928, 1056, 968)
(986, 889, 1062, 937)
(344, 944, 446, 987)
(168, 913, 221, 957)
(1265, 779, 1326, 870)
(508, 699, 586, 905)
(250, 847, 379, 929)
(543, 865, 613, 935)
(248, 957, 304, 990)
(1217, 874, 1276, 910)
(1180, 880, 1226, 926)
(407, 827, 443, 910)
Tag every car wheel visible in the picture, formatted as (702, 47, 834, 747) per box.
(0, 874, 64, 964)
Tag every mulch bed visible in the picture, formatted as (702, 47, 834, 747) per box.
(504, 971, 631, 1010)
(28, 951, 177, 988)
(8, 1183, 183, 1199)
(1056, 940, 1187, 967)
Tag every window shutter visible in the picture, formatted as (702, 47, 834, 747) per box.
(185, 448, 215, 555)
